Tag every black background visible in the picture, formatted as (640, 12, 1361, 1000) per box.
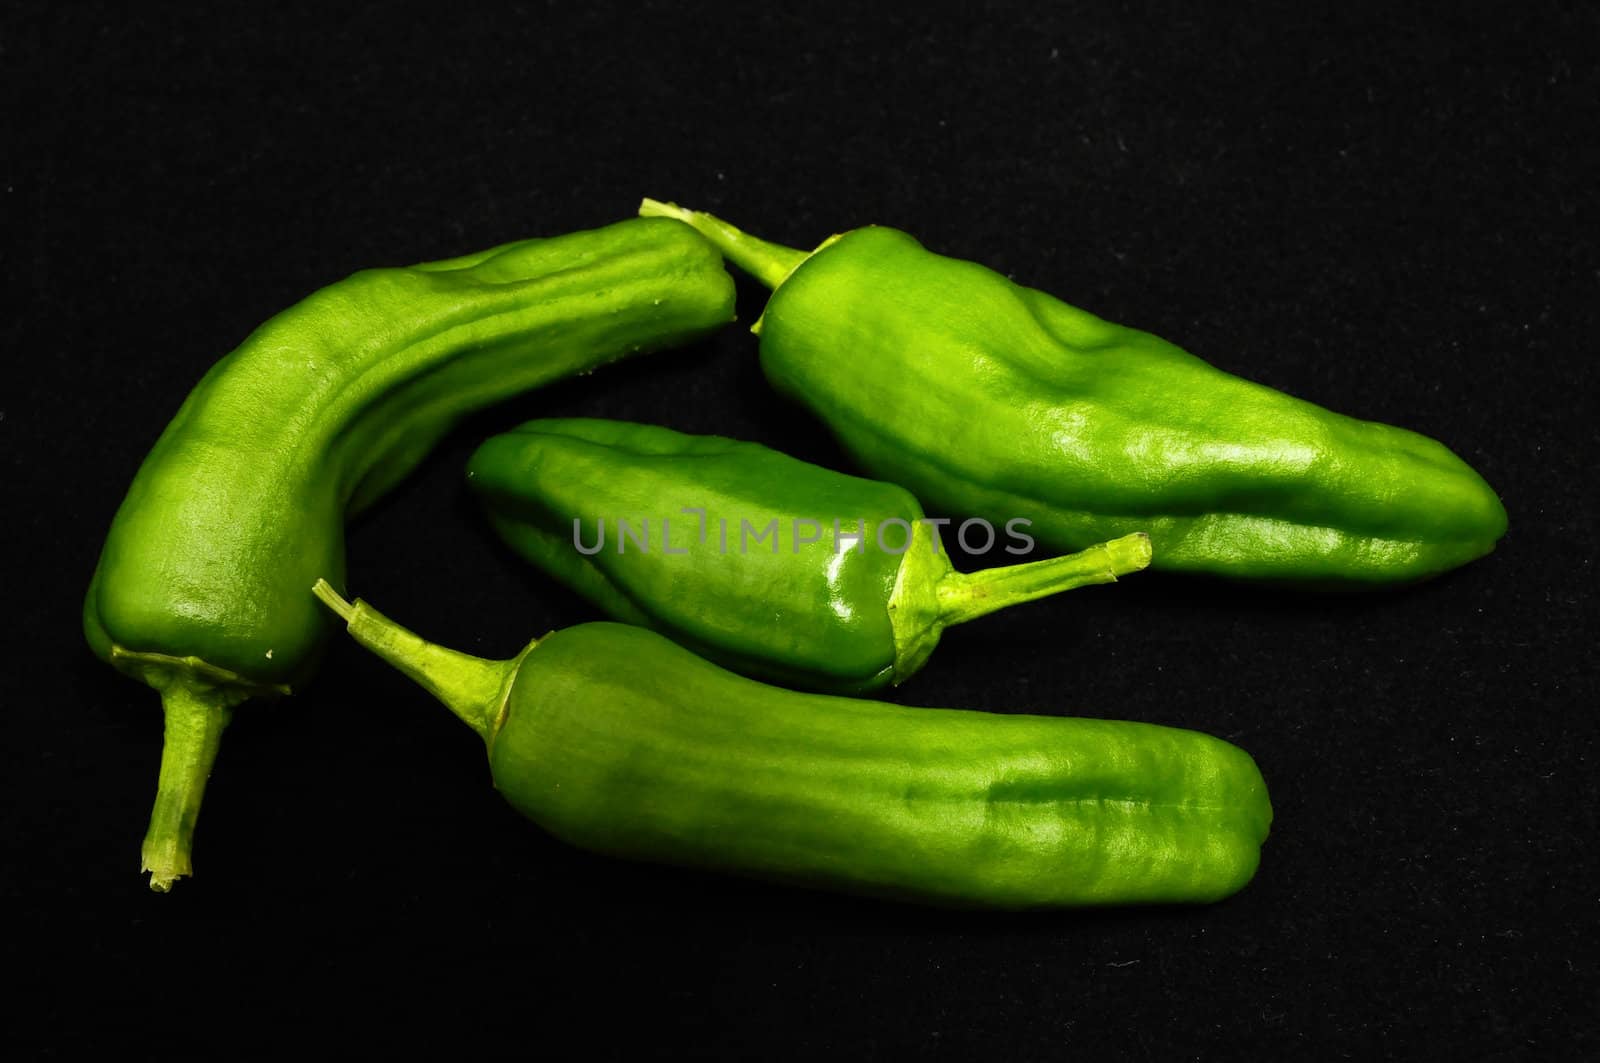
(6, 2, 1596, 1058)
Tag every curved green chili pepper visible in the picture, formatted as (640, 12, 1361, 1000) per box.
(312, 581, 1272, 907)
(639, 199, 1508, 585)
(467, 417, 1151, 692)
(84, 218, 736, 891)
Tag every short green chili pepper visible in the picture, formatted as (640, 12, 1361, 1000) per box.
(639, 199, 1508, 585)
(466, 417, 1151, 692)
(84, 218, 735, 891)
(311, 581, 1272, 907)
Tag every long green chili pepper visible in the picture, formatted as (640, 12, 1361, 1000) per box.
(84, 218, 736, 890)
(639, 199, 1508, 586)
(467, 417, 1151, 692)
(312, 581, 1272, 908)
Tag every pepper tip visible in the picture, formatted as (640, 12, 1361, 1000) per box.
(638, 198, 690, 223)
(311, 579, 356, 623)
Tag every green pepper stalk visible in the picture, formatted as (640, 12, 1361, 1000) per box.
(84, 218, 736, 890)
(468, 417, 1150, 692)
(640, 199, 1509, 586)
(313, 581, 1272, 908)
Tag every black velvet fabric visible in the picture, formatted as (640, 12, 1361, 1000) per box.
(6, 3, 1595, 1056)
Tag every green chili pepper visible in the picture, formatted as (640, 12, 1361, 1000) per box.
(638, 199, 1508, 585)
(84, 218, 736, 891)
(311, 581, 1272, 907)
(466, 417, 1151, 692)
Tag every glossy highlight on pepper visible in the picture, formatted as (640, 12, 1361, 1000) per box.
(313, 581, 1273, 908)
(83, 217, 736, 890)
(639, 199, 1508, 586)
(468, 418, 1151, 692)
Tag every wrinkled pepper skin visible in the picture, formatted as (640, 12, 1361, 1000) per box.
(640, 201, 1508, 585)
(314, 583, 1273, 908)
(467, 418, 1150, 693)
(84, 218, 735, 890)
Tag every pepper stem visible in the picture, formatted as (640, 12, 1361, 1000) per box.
(936, 533, 1153, 627)
(639, 199, 809, 290)
(311, 580, 529, 742)
(141, 682, 237, 892)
